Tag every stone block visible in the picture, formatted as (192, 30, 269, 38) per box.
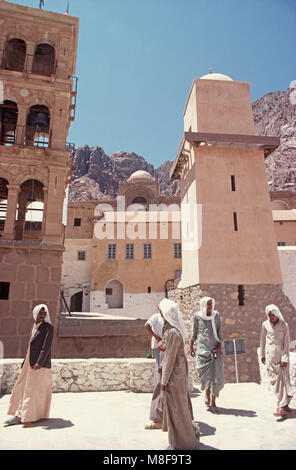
(17, 266, 35, 282)
(36, 283, 60, 300)
(0, 318, 17, 335)
(10, 283, 25, 300)
(11, 300, 31, 318)
(36, 266, 49, 283)
(51, 267, 62, 282)
(0, 301, 10, 316)
(0, 265, 16, 282)
(25, 252, 41, 265)
(25, 282, 36, 300)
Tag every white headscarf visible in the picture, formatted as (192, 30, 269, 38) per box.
(158, 298, 186, 343)
(265, 304, 285, 323)
(32, 304, 52, 325)
(196, 296, 221, 343)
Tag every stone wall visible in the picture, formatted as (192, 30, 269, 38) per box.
(168, 283, 296, 383)
(0, 243, 63, 358)
(1, 358, 193, 395)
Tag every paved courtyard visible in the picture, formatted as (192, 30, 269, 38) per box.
(0, 382, 295, 451)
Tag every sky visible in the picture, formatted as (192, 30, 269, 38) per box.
(10, 0, 296, 168)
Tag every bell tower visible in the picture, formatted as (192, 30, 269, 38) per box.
(170, 73, 296, 382)
(0, 1, 79, 357)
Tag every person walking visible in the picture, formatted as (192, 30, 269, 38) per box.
(190, 296, 224, 413)
(4, 304, 54, 426)
(260, 304, 293, 417)
(159, 298, 199, 450)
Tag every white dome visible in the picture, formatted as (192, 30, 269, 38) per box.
(127, 170, 155, 182)
(200, 73, 233, 81)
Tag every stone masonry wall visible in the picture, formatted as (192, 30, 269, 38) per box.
(1, 358, 194, 395)
(0, 245, 63, 358)
(168, 283, 296, 384)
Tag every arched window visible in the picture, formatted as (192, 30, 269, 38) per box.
(16, 179, 44, 241)
(32, 44, 55, 76)
(0, 101, 18, 146)
(2, 38, 26, 72)
(132, 196, 147, 204)
(26, 105, 50, 148)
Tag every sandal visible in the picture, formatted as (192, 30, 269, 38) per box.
(4, 416, 22, 427)
(145, 422, 162, 429)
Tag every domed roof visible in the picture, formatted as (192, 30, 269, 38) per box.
(127, 170, 155, 182)
(200, 73, 233, 81)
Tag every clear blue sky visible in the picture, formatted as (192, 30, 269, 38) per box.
(10, 0, 296, 168)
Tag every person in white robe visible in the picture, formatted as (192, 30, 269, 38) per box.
(190, 297, 224, 413)
(260, 304, 293, 417)
(4, 304, 53, 426)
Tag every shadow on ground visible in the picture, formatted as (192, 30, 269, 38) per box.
(214, 408, 257, 417)
(23, 418, 74, 430)
(197, 421, 216, 437)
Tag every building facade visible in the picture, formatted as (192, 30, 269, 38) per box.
(62, 170, 182, 320)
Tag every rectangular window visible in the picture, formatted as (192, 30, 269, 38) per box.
(148, 286, 151, 294)
(105, 288, 112, 295)
(107, 244, 116, 259)
(238, 285, 244, 306)
(277, 242, 286, 246)
(126, 243, 134, 259)
(77, 251, 86, 261)
(233, 212, 238, 231)
(74, 218, 81, 227)
(174, 243, 182, 259)
(144, 243, 152, 259)
(231, 175, 236, 191)
(0, 282, 10, 300)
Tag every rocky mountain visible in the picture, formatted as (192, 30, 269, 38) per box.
(69, 87, 296, 201)
(69, 146, 178, 201)
(252, 87, 296, 191)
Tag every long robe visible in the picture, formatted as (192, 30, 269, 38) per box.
(191, 312, 224, 397)
(161, 324, 198, 450)
(8, 324, 52, 423)
(260, 319, 293, 408)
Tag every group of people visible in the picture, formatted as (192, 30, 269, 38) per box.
(3, 298, 294, 451)
(145, 297, 294, 450)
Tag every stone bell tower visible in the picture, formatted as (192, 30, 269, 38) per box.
(170, 73, 296, 382)
(0, 1, 79, 358)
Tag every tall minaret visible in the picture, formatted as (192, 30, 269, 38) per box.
(170, 73, 296, 383)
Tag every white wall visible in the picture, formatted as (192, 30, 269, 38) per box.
(278, 247, 296, 309)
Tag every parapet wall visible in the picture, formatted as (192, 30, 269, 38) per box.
(1, 358, 194, 395)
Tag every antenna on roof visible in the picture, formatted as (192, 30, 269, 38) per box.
(65, 2, 70, 14)
(39, 0, 45, 8)
(209, 67, 213, 74)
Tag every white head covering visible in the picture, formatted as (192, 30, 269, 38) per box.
(196, 296, 221, 343)
(158, 298, 186, 343)
(265, 304, 285, 323)
(32, 304, 52, 325)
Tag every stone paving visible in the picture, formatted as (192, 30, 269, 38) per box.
(0, 382, 295, 451)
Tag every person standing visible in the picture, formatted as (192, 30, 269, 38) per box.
(159, 298, 199, 450)
(4, 304, 54, 426)
(260, 304, 293, 417)
(190, 296, 224, 413)
(145, 309, 164, 374)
